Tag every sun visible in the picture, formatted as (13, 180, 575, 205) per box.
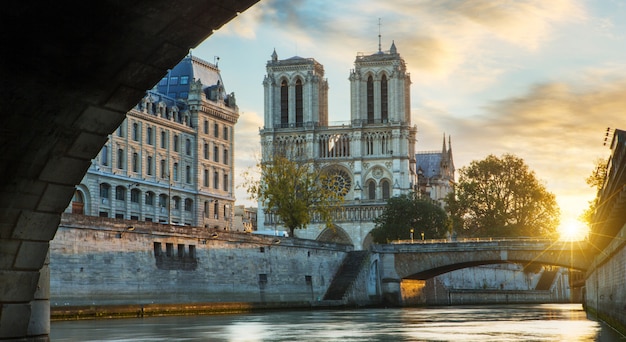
(558, 218, 588, 241)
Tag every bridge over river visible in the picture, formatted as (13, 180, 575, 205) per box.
(372, 238, 592, 281)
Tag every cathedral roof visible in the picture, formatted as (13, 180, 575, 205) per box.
(416, 152, 444, 178)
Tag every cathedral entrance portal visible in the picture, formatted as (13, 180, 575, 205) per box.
(317, 225, 353, 245)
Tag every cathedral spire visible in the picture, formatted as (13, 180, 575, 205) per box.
(442, 133, 447, 153)
(378, 18, 382, 53)
(390, 40, 397, 54)
(271, 48, 278, 62)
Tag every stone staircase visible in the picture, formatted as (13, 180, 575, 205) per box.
(323, 251, 369, 301)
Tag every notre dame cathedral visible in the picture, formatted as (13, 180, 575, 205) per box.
(258, 42, 454, 249)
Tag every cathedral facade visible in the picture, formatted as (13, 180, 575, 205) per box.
(259, 42, 428, 248)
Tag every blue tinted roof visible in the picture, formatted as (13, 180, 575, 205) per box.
(157, 55, 225, 100)
(416, 152, 443, 178)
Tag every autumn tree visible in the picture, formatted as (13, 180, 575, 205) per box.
(242, 152, 345, 237)
(445, 154, 559, 238)
(580, 158, 607, 226)
(371, 193, 449, 243)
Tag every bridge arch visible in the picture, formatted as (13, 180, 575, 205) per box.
(0, 1, 259, 339)
(317, 225, 353, 245)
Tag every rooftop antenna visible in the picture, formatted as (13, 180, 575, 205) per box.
(214, 56, 220, 68)
(378, 18, 382, 52)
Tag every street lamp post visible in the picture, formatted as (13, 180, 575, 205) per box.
(421, 231, 425, 241)
(410, 228, 414, 243)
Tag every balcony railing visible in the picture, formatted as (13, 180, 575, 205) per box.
(263, 203, 386, 225)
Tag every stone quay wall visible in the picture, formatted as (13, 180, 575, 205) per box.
(50, 214, 353, 317)
(585, 222, 626, 336)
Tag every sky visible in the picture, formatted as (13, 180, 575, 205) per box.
(194, 0, 626, 226)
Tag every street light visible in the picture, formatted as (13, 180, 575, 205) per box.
(410, 228, 414, 243)
(421, 231, 425, 241)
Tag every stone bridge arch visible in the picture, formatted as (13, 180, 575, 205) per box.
(373, 240, 592, 305)
(0, 1, 259, 339)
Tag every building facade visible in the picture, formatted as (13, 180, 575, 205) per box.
(258, 42, 453, 248)
(415, 134, 455, 207)
(66, 55, 239, 230)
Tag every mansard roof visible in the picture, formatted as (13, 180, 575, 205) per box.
(157, 55, 226, 100)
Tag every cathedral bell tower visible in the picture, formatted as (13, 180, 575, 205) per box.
(263, 50, 329, 129)
(349, 41, 411, 125)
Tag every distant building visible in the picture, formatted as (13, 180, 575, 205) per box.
(258, 41, 455, 248)
(232, 205, 258, 232)
(66, 55, 239, 229)
(415, 134, 455, 207)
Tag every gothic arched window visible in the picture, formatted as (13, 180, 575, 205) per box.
(381, 74, 388, 122)
(367, 180, 376, 200)
(295, 78, 303, 126)
(280, 80, 288, 126)
(367, 75, 374, 123)
(381, 180, 390, 200)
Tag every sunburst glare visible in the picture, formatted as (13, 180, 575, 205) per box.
(558, 218, 588, 241)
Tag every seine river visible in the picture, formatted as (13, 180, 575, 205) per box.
(51, 304, 625, 341)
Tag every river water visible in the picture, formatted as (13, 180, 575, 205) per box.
(51, 303, 625, 341)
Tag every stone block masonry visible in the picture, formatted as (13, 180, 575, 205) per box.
(50, 214, 353, 316)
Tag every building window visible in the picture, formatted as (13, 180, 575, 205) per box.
(367, 180, 376, 200)
(115, 186, 125, 201)
(204, 201, 209, 218)
(382, 180, 390, 200)
(280, 79, 288, 126)
(159, 77, 167, 86)
(223, 149, 228, 165)
(173, 135, 179, 152)
(204, 169, 209, 187)
(147, 127, 153, 145)
(213, 146, 219, 163)
(213, 171, 219, 189)
(214, 123, 219, 138)
(173, 162, 179, 181)
(184, 198, 193, 212)
(186, 139, 192, 156)
(147, 156, 153, 175)
(186, 165, 191, 184)
(180, 75, 189, 85)
(159, 194, 167, 208)
(132, 152, 139, 172)
(100, 183, 110, 199)
(117, 148, 124, 169)
(170, 76, 178, 85)
(295, 78, 303, 126)
(381, 74, 388, 122)
(101, 145, 109, 166)
(213, 201, 219, 219)
(204, 120, 209, 134)
(132, 123, 139, 141)
(367, 75, 374, 123)
(204, 143, 209, 159)
(161, 131, 167, 148)
(223, 126, 228, 140)
(173, 196, 181, 210)
(117, 125, 124, 137)
(223, 174, 228, 191)
(131, 188, 140, 203)
(160, 159, 166, 178)
(145, 191, 154, 206)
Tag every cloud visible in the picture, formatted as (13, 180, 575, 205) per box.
(233, 111, 263, 206)
(417, 70, 626, 218)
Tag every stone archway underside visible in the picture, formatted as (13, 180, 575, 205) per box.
(317, 225, 353, 245)
(0, 1, 259, 339)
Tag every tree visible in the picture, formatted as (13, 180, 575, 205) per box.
(446, 154, 559, 238)
(580, 158, 607, 226)
(371, 193, 449, 243)
(242, 153, 345, 237)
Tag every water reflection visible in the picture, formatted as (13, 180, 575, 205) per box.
(51, 304, 625, 341)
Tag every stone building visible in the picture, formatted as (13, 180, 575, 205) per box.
(66, 55, 239, 229)
(415, 134, 455, 207)
(258, 42, 453, 248)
